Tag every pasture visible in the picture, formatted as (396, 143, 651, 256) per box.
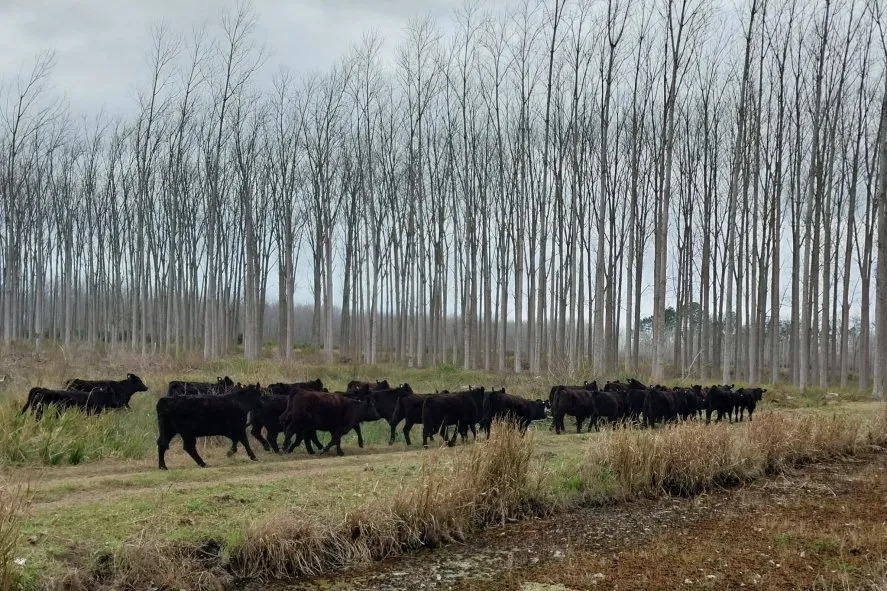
(0, 351, 884, 590)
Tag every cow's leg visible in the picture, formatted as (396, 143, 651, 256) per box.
(447, 423, 458, 447)
(266, 429, 281, 453)
(468, 422, 477, 441)
(353, 425, 364, 448)
(458, 422, 469, 444)
(238, 432, 258, 461)
(182, 435, 207, 468)
(705, 409, 712, 425)
(520, 418, 531, 433)
(227, 440, 238, 457)
(422, 423, 433, 447)
(553, 411, 564, 434)
(302, 431, 317, 455)
(438, 418, 449, 438)
(403, 422, 413, 446)
(388, 420, 398, 445)
(576, 415, 585, 433)
(322, 429, 346, 456)
(283, 428, 298, 453)
(251, 423, 271, 452)
(157, 433, 173, 470)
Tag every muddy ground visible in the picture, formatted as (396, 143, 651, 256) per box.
(276, 452, 887, 591)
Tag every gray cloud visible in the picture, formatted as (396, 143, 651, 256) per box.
(0, 0, 488, 117)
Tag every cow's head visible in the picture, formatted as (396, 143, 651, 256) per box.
(355, 396, 381, 422)
(126, 373, 148, 392)
(216, 376, 235, 392)
(349, 384, 371, 398)
(389, 384, 412, 398)
(530, 399, 548, 421)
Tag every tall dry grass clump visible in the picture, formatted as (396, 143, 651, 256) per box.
(583, 409, 886, 501)
(583, 422, 760, 499)
(0, 479, 30, 591)
(231, 421, 545, 582)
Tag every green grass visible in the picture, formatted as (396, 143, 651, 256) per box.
(0, 350, 883, 589)
(0, 354, 874, 469)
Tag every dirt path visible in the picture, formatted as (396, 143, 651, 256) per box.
(271, 453, 887, 591)
(12, 443, 429, 509)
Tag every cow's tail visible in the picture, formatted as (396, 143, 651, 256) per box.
(155, 397, 173, 442)
(20, 390, 37, 415)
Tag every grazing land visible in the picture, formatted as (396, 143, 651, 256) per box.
(0, 351, 884, 590)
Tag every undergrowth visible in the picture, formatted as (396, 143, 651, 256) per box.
(0, 479, 30, 591)
(582, 407, 887, 500)
(38, 407, 887, 591)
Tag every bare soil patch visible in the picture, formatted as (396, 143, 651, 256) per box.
(277, 452, 887, 591)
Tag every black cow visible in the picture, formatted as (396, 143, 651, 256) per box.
(346, 379, 390, 392)
(735, 387, 765, 421)
(588, 389, 624, 428)
(550, 387, 596, 434)
(548, 381, 597, 429)
(603, 380, 627, 392)
(166, 376, 235, 397)
(356, 384, 414, 444)
(627, 378, 647, 390)
(65, 373, 148, 408)
(267, 379, 324, 395)
(480, 389, 546, 436)
(673, 385, 704, 420)
(156, 383, 263, 469)
(421, 386, 486, 447)
(391, 392, 436, 445)
(621, 389, 647, 423)
(280, 391, 380, 456)
(248, 394, 323, 453)
(705, 385, 736, 424)
(643, 388, 679, 426)
(21, 386, 121, 419)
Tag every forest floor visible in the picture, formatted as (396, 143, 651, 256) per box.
(0, 350, 883, 589)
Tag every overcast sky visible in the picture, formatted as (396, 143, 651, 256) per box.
(0, 0, 496, 118)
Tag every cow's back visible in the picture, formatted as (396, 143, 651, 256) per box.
(156, 395, 247, 437)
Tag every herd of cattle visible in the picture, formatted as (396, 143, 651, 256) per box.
(18, 375, 765, 470)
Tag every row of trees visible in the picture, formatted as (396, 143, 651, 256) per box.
(1, 0, 886, 391)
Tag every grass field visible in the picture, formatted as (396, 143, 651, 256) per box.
(0, 349, 884, 590)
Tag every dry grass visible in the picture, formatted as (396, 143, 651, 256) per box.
(46, 422, 544, 589)
(583, 408, 887, 501)
(0, 479, 30, 591)
(231, 421, 546, 582)
(813, 559, 887, 590)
